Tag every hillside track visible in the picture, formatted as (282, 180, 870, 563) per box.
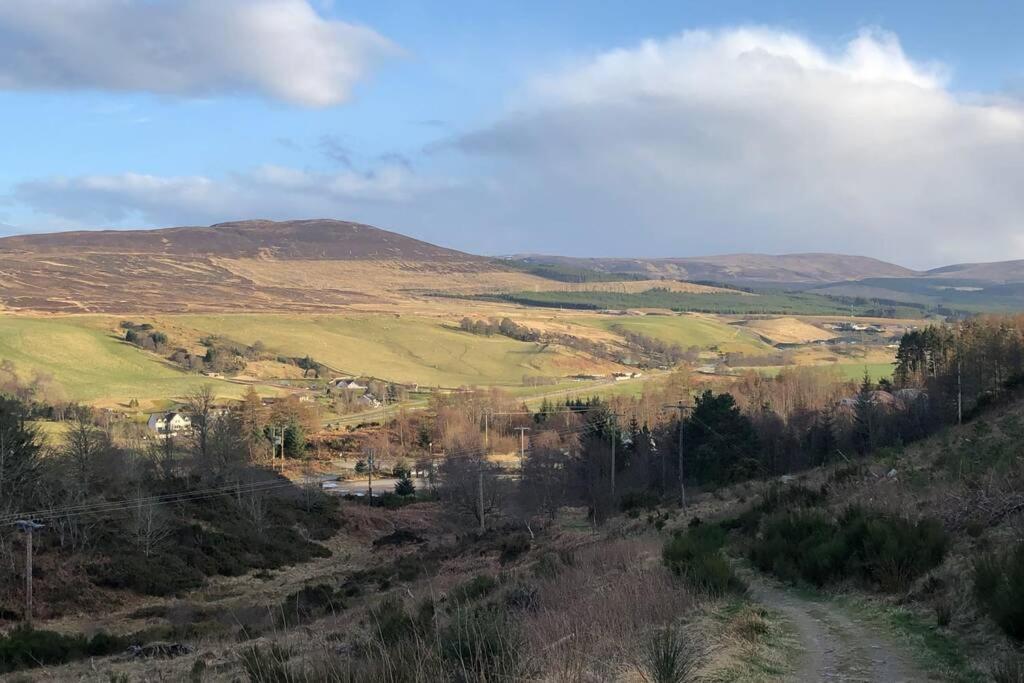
(747, 576, 937, 682)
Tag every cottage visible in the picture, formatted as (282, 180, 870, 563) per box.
(147, 411, 191, 436)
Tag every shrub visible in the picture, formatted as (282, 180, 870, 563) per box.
(368, 596, 413, 646)
(238, 643, 294, 683)
(662, 524, 743, 597)
(620, 490, 660, 512)
(450, 574, 499, 604)
(750, 507, 948, 591)
(934, 598, 954, 628)
(88, 554, 204, 596)
(973, 544, 1024, 640)
(498, 533, 531, 563)
(724, 483, 826, 536)
(990, 652, 1024, 683)
(277, 583, 345, 628)
(439, 605, 526, 680)
(0, 627, 126, 674)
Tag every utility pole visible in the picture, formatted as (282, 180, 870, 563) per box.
(367, 450, 375, 505)
(15, 520, 43, 628)
(608, 417, 617, 498)
(956, 325, 963, 426)
(480, 410, 490, 533)
(513, 427, 530, 470)
(664, 402, 691, 508)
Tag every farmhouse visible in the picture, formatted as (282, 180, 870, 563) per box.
(147, 411, 191, 436)
(328, 378, 368, 396)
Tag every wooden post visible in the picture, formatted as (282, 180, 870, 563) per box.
(514, 427, 530, 470)
(15, 521, 42, 628)
(367, 450, 374, 505)
(480, 410, 489, 533)
(24, 526, 33, 628)
(478, 466, 485, 533)
(677, 415, 685, 509)
(610, 419, 616, 498)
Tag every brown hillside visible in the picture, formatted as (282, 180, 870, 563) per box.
(512, 253, 917, 284)
(0, 219, 535, 313)
(0, 219, 478, 261)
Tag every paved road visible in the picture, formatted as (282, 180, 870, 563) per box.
(320, 476, 428, 496)
(746, 576, 936, 682)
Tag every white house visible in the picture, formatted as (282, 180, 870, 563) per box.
(328, 378, 368, 395)
(147, 411, 191, 436)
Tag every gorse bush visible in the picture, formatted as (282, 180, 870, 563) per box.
(750, 506, 948, 591)
(448, 574, 499, 605)
(724, 483, 826, 535)
(973, 544, 1024, 640)
(662, 524, 744, 597)
(0, 627, 126, 674)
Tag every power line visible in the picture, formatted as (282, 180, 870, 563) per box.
(1, 422, 600, 526)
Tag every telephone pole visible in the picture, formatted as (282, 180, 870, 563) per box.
(480, 410, 490, 533)
(14, 520, 43, 628)
(664, 402, 691, 508)
(366, 450, 375, 505)
(608, 416, 617, 498)
(513, 426, 530, 470)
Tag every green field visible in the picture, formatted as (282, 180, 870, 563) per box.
(577, 314, 772, 355)
(165, 313, 600, 388)
(0, 313, 616, 404)
(0, 316, 240, 404)
(469, 288, 928, 317)
(738, 362, 894, 382)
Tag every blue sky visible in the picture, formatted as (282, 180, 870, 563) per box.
(1, 0, 1023, 267)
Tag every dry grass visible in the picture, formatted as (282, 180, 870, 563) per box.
(696, 602, 800, 682)
(742, 317, 836, 344)
(523, 536, 697, 681)
(216, 257, 554, 297)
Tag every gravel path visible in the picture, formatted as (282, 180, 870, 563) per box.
(747, 576, 939, 682)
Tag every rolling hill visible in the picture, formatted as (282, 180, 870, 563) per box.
(0, 219, 556, 312)
(5, 218, 1024, 315)
(507, 253, 916, 286)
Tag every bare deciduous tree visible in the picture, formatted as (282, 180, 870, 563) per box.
(129, 497, 173, 558)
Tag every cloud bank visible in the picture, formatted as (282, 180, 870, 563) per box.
(449, 27, 1024, 265)
(12, 27, 1024, 266)
(14, 165, 453, 227)
(0, 0, 395, 106)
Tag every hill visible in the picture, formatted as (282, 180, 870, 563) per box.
(926, 258, 1024, 282)
(0, 219, 551, 312)
(509, 253, 916, 286)
(0, 219, 477, 261)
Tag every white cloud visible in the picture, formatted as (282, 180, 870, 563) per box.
(11, 27, 1024, 266)
(0, 0, 396, 106)
(14, 164, 453, 226)
(448, 27, 1024, 266)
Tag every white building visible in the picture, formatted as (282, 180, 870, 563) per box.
(147, 411, 191, 436)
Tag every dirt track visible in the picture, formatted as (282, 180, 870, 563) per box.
(747, 576, 937, 682)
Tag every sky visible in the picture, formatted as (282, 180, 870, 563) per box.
(1, 1, 1024, 268)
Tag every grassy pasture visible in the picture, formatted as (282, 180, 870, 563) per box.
(0, 315, 239, 405)
(576, 314, 772, 355)
(160, 313, 616, 388)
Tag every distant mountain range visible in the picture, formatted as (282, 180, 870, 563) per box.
(507, 253, 917, 285)
(509, 253, 1024, 312)
(3, 218, 1024, 313)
